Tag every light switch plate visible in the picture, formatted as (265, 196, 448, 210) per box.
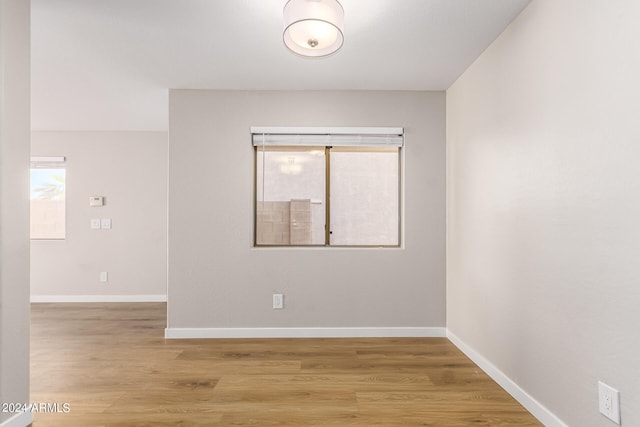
(90, 218, 101, 229)
(101, 218, 112, 229)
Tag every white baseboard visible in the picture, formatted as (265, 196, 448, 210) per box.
(30, 294, 167, 303)
(165, 326, 446, 339)
(447, 330, 568, 427)
(0, 412, 32, 427)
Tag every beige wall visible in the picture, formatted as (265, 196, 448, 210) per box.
(0, 0, 31, 425)
(447, 0, 640, 425)
(168, 90, 445, 332)
(31, 131, 168, 300)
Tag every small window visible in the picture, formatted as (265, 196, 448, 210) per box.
(30, 157, 66, 240)
(253, 128, 402, 247)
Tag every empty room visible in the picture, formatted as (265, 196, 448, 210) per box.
(1, 0, 638, 426)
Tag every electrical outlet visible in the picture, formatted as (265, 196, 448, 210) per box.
(273, 293, 284, 309)
(99, 272, 108, 282)
(598, 381, 621, 424)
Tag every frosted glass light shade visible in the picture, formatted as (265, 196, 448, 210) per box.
(283, 0, 344, 57)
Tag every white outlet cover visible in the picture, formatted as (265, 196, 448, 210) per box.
(90, 218, 101, 229)
(598, 381, 621, 424)
(101, 218, 112, 229)
(273, 293, 284, 309)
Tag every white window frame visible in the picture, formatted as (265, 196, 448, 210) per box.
(30, 156, 66, 240)
(252, 127, 403, 248)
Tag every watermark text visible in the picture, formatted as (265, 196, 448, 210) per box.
(2, 402, 70, 414)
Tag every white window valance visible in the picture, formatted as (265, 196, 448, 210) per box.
(251, 127, 404, 148)
(30, 156, 66, 169)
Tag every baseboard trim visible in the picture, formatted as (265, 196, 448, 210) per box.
(0, 412, 32, 427)
(30, 294, 167, 303)
(447, 330, 568, 427)
(165, 326, 446, 339)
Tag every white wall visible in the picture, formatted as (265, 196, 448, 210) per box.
(0, 0, 31, 426)
(31, 131, 168, 301)
(447, 1, 640, 425)
(168, 90, 445, 335)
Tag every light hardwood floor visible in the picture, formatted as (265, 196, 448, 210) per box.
(30, 303, 541, 426)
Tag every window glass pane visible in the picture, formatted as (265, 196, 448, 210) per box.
(256, 147, 325, 245)
(30, 168, 66, 239)
(329, 147, 399, 246)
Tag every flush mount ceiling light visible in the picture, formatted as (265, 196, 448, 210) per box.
(283, 0, 344, 58)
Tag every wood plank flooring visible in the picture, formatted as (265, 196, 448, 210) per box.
(30, 303, 541, 426)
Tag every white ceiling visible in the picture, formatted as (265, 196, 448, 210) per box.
(31, 0, 531, 131)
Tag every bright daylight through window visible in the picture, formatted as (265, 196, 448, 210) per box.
(253, 128, 402, 247)
(30, 157, 66, 239)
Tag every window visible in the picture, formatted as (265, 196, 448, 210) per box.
(30, 157, 66, 239)
(253, 128, 402, 247)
